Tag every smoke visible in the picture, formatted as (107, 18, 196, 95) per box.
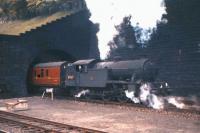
(85, 0, 165, 59)
(125, 83, 187, 110)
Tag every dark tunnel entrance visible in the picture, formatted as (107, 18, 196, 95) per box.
(26, 50, 76, 94)
(32, 50, 76, 63)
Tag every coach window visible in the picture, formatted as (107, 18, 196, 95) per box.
(41, 69, 44, 77)
(46, 69, 49, 77)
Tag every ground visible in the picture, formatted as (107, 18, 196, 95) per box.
(0, 96, 200, 133)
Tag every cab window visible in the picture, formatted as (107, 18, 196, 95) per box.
(46, 69, 49, 77)
(76, 65, 83, 72)
(76, 65, 87, 73)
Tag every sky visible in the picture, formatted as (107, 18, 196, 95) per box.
(85, 0, 166, 59)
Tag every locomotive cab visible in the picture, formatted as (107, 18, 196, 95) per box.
(65, 59, 108, 88)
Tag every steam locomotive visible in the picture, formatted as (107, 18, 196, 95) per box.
(31, 58, 160, 100)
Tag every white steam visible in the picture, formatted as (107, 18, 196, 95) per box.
(167, 97, 185, 109)
(85, 0, 166, 59)
(125, 90, 140, 103)
(139, 83, 165, 109)
(147, 94, 165, 109)
(125, 83, 186, 110)
(75, 89, 90, 98)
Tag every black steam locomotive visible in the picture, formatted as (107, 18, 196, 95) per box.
(32, 58, 159, 100)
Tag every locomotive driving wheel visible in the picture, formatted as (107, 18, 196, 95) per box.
(110, 84, 128, 103)
(102, 91, 111, 101)
(117, 88, 128, 103)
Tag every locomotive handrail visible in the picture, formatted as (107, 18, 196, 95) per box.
(107, 80, 129, 84)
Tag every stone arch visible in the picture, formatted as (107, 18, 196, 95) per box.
(26, 49, 75, 94)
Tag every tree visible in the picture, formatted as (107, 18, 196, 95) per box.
(107, 16, 139, 59)
(147, 0, 200, 90)
(0, 0, 28, 20)
(14, 0, 28, 19)
(148, 0, 200, 60)
(0, 0, 84, 21)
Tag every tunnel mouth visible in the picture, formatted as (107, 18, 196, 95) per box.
(26, 50, 76, 94)
(32, 49, 75, 64)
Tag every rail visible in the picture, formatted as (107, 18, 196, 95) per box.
(0, 110, 107, 133)
(70, 97, 200, 117)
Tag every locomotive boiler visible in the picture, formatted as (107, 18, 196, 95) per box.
(31, 58, 158, 100)
(64, 59, 157, 87)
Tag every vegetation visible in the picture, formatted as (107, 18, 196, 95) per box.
(148, 0, 200, 89)
(107, 16, 146, 59)
(108, 0, 200, 61)
(0, 0, 84, 21)
(148, 0, 200, 61)
(107, 0, 200, 90)
(0, 0, 28, 20)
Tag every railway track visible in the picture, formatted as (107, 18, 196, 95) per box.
(0, 110, 107, 133)
(70, 97, 200, 117)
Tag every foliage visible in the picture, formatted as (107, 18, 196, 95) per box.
(107, 16, 141, 59)
(0, 0, 85, 21)
(0, 0, 28, 20)
(148, 0, 200, 60)
(147, 0, 200, 89)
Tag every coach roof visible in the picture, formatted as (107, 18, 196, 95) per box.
(34, 61, 68, 68)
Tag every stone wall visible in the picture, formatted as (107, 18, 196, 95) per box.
(0, 10, 100, 97)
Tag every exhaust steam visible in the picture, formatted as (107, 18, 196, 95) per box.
(125, 83, 187, 110)
(75, 89, 90, 98)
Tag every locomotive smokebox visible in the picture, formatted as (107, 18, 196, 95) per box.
(142, 60, 158, 82)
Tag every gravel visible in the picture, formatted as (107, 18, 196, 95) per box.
(0, 96, 200, 133)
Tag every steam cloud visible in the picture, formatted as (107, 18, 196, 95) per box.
(75, 89, 90, 98)
(85, 0, 165, 59)
(125, 83, 187, 110)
